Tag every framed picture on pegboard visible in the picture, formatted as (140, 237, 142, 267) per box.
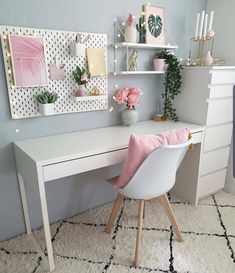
(8, 35, 48, 87)
(144, 5, 165, 45)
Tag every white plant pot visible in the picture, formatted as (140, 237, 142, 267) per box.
(39, 103, 55, 116)
(69, 42, 85, 57)
(124, 26, 137, 43)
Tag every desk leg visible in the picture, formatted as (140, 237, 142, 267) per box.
(38, 169, 55, 272)
(17, 172, 32, 234)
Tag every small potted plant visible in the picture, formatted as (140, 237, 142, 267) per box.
(72, 66, 90, 99)
(113, 87, 143, 126)
(153, 50, 166, 71)
(36, 91, 59, 116)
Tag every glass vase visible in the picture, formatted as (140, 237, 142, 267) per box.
(121, 109, 138, 126)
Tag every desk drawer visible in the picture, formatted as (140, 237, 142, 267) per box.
(200, 147, 230, 176)
(209, 85, 233, 99)
(206, 98, 233, 126)
(198, 169, 226, 199)
(210, 70, 235, 84)
(204, 124, 232, 152)
(43, 149, 127, 182)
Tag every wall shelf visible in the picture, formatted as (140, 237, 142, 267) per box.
(113, 71, 165, 75)
(113, 42, 178, 50)
(71, 94, 106, 102)
(113, 19, 178, 76)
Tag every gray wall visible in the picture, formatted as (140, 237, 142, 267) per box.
(0, 0, 206, 241)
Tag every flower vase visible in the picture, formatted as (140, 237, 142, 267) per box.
(74, 85, 87, 97)
(124, 26, 137, 43)
(121, 109, 138, 126)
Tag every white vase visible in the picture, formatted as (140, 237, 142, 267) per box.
(124, 26, 137, 43)
(121, 109, 138, 126)
(39, 103, 54, 116)
(69, 42, 85, 57)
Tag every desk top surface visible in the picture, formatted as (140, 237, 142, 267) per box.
(14, 120, 204, 165)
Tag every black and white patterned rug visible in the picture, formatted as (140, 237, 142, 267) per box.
(0, 191, 235, 273)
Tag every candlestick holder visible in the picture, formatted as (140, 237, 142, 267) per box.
(185, 35, 215, 66)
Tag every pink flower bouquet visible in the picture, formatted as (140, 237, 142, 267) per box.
(113, 87, 143, 110)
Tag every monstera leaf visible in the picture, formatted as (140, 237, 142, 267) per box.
(148, 14, 162, 38)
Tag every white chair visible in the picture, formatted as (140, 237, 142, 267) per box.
(105, 139, 192, 267)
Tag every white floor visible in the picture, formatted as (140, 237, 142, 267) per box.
(0, 191, 235, 273)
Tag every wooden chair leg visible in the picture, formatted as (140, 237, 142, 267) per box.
(134, 200, 145, 267)
(160, 194, 183, 242)
(105, 193, 124, 233)
(143, 201, 145, 219)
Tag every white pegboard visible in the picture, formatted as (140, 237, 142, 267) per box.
(0, 25, 108, 119)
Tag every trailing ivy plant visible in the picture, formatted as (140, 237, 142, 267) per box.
(157, 50, 183, 121)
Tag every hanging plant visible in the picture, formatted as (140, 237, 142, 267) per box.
(148, 14, 162, 38)
(158, 49, 183, 121)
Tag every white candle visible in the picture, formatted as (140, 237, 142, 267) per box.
(203, 13, 208, 38)
(208, 10, 214, 31)
(195, 13, 200, 39)
(199, 10, 205, 39)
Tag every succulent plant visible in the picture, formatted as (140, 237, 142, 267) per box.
(36, 91, 59, 104)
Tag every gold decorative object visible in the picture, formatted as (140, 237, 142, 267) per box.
(128, 49, 138, 71)
(91, 86, 100, 96)
(186, 35, 215, 66)
(185, 10, 220, 66)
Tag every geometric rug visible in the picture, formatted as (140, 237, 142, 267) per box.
(0, 191, 235, 273)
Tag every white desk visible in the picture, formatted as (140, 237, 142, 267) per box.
(14, 120, 204, 272)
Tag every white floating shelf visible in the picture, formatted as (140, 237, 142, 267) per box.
(113, 42, 178, 50)
(113, 71, 165, 75)
(71, 94, 106, 102)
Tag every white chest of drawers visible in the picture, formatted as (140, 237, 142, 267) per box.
(176, 66, 234, 199)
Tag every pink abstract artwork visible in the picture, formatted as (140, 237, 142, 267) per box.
(9, 35, 47, 87)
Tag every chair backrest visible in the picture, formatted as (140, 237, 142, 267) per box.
(118, 139, 192, 200)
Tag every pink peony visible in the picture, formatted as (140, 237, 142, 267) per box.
(128, 87, 142, 98)
(114, 89, 128, 104)
(127, 94, 140, 109)
(113, 87, 143, 109)
(81, 73, 89, 83)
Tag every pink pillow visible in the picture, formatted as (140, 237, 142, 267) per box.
(114, 128, 190, 188)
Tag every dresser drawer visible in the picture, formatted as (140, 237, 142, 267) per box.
(204, 124, 232, 152)
(209, 85, 233, 99)
(43, 149, 127, 182)
(210, 70, 235, 84)
(200, 147, 230, 176)
(206, 98, 233, 125)
(198, 169, 226, 199)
